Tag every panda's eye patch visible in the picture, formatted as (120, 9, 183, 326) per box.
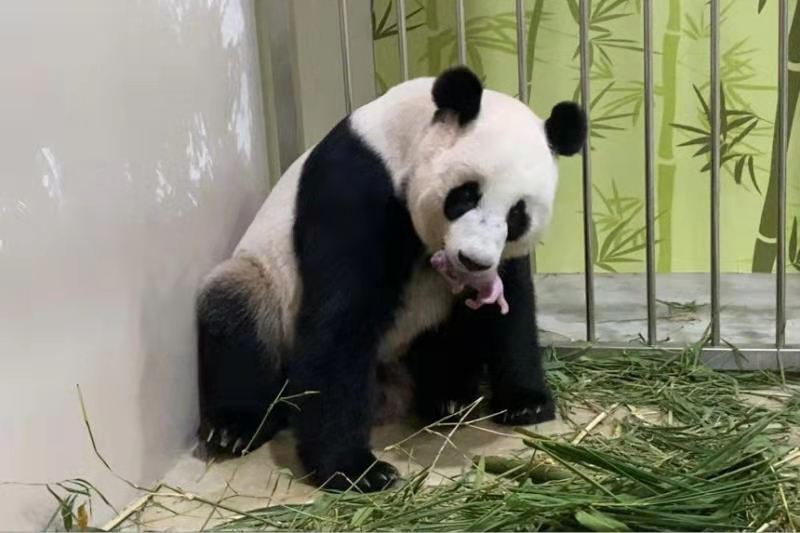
(506, 200, 530, 241)
(444, 181, 481, 220)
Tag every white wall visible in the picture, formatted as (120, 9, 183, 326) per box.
(0, 1, 269, 528)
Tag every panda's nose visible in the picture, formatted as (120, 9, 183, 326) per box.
(458, 251, 492, 272)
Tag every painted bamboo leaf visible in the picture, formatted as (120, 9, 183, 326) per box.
(790, 217, 800, 271)
(591, 181, 659, 272)
(567, 0, 641, 67)
(373, 0, 425, 41)
(672, 84, 762, 194)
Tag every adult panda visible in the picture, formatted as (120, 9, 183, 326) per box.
(196, 66, 586, 492)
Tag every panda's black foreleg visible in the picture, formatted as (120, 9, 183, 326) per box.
(473, 257, 555, 426)
(288, 115, 421, 491)
(288, 281, 400, 493)
(405, 312, 485, 424)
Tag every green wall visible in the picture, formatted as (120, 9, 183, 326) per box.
(371, 0, 800, 274)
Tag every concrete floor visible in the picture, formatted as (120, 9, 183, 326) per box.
(113, 272, 798, 530)
(121, 407, 609, 530)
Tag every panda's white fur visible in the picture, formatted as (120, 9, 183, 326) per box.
(224, 76, 558, 361)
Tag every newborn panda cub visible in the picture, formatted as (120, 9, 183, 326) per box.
(196, 66, 586, 492)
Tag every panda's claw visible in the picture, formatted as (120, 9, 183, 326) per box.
(446, 401, 458, 416)
(494, 403, 555, 427)
(232, 438, 245, 455)
(205, 427, 216, 443)
(219, 428, 231, 448)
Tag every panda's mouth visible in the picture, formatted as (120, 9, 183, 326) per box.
(430, 250, 509, 314)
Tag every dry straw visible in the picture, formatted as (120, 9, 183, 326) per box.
(30, 339, 800, 531)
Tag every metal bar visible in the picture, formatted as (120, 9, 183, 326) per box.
(776, 0, 788, 349)
(709, 0, 721, 346)
(338, 0, 353, 114)
(515, 0, 527, 103)
(455, 0, 467, 65)
(551, 344, 800, 372)
(643, 0, 656, 345)
(396, 0, 409, 81)
(579, 0, 595, 342)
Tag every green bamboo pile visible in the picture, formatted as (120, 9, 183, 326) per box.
(213, 346, 800, 532)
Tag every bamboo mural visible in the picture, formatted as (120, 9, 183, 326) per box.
(371, 0, 799, 275)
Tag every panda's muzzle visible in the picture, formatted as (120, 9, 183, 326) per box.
(457, 250, 492, 272)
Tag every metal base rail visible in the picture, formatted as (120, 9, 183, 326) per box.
(551, 343, 800, 372)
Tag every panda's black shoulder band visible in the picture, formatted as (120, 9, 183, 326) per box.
(545, 101, 587, 156)
(432, 66, 483, 126)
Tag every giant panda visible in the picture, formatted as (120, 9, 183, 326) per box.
(196, 66, 586, 492)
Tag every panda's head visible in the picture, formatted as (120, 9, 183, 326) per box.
(404, 67, 586, 291)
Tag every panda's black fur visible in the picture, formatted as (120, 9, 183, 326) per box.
(197, 67, 585, 492)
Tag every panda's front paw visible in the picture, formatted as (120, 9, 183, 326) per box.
(491, 388, 555, 426)
(307, 449, 400, 493)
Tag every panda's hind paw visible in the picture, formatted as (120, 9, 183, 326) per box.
(196, 417, 280, 460)
(491, 389, 556, 426)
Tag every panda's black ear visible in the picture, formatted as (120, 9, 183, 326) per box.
(432, 66, 483, 126)
(545, 101, 587, 156)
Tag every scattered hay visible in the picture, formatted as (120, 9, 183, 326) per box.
(32, 343, 800, 531)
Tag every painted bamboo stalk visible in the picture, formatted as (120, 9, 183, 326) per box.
(656, 0, 682, 272)
(524, 0, 545, 105)
(426, 0, 442, 74)
(751, 2, 800, 273)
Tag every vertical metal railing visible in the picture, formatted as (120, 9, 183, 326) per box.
(515, 0, 527, 103)
(643, 0, 656, 345)
(396, 0, 409, 81)
(338, 0, 353, 114)
(455, 0, 467, 65)
(776, 0, 788, 350)
(579, 0, 596, 342)
(709, 0, 721, 346)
